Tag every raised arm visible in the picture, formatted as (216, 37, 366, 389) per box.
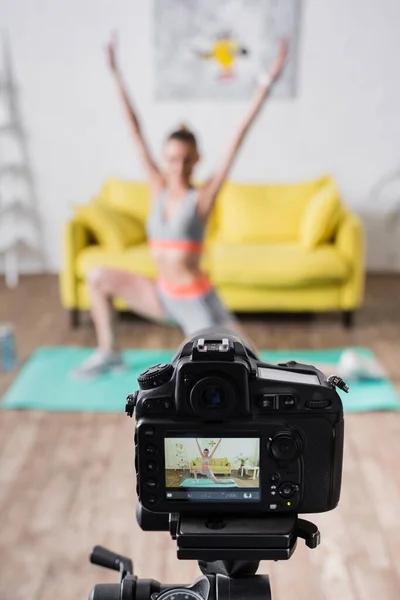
(210, 438, 222, 458)
(197, 39, 289, 219)
(107, 33, 164, 194)
(196, 438, 205, 458)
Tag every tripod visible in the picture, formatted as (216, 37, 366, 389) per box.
(89, 512, 320, 600)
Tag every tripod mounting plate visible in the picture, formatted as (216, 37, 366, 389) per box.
(169, 514, 320, 561)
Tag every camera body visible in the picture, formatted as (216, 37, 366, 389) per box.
(130, 331, 344, 516)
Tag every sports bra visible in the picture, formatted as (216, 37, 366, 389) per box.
(202, 457, 210, 465)
(146, 188, 206, 252)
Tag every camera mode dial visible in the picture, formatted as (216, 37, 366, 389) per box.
(138, 363, 174, 390)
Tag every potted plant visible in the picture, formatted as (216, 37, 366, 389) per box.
(236, 453, 250, 469)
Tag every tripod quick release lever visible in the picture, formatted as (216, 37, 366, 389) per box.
(296, 519, 321, 549)
(90, 545, 133, 578)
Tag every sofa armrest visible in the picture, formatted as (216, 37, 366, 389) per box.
(334, 211, 365, 309)
(335, 212, 364, 264)
(59, 219, 93, 309)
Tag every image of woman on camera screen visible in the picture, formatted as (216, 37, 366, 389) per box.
(73, 33, 288, 379)
(192, 438, 230, 484)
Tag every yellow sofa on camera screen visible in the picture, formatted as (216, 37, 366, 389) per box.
(60, 175, 365, 328)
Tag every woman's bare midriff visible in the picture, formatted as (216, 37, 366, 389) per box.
(150, 248, 205, 286)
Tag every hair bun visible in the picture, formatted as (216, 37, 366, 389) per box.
(179, 123, 188, 131)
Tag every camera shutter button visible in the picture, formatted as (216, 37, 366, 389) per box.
(138, 364, 174, 390)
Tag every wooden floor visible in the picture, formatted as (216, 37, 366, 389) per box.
(0, 274, 399, 600)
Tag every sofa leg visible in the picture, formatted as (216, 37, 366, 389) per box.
(70, 309, 80, 329)
(342, 310, 355, 329)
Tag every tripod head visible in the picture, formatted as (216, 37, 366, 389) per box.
(89, 512, 320, 600)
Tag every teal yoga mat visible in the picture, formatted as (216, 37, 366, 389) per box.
(1, 346, 399, 413)
(179, 478, 239, 487)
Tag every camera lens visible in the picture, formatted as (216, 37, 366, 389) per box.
(190, 376, 236, 419)
(201, 385, 226, 408)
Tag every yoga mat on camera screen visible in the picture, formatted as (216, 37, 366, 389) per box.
(1, 346, 399, 413)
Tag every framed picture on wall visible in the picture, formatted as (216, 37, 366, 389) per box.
(154, 0, 302, 100)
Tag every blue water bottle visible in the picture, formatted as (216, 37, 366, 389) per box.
(0, 324, 17, 371)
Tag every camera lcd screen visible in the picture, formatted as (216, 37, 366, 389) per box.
(258, 367, 320, 385)
(164, 436, 260, 502)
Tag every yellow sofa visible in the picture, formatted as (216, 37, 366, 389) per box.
(60, 175, 365, 328)
(190, 457, 231, 476)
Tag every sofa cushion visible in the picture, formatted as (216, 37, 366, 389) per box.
(76, 243, 157, 279)
(212, 458, 229, 466)
(75, 204, 146, 251)
(216, 178, 327, 244)
(76, 243, 212, 280)
(210, 243, 349, 288)
(96, 178, 151, 224)
(300, 179, 343, 249)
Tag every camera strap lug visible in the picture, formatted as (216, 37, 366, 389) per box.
(326, 375, 349, 393)
(125, 392, 138, 417)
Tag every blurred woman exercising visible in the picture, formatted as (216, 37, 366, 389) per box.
(74, 35, 288, 378)
(192, 438, 226, 483)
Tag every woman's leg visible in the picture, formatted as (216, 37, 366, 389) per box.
(165, 288, 258, 352)
(73, 268, 167, 378)
(87, 268, 166, 352)
(192, 466, 203, 480)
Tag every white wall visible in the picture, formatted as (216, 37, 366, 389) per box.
(165, 437, 259, 470)
(1, 0, 400, 273)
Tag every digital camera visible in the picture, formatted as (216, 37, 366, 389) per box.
(126, 330, 344, 516)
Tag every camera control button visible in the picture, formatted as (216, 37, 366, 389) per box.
(269, 504, 278, 510)
(146, 461, 157, 473)
(147, 495, 158, 505)
(145, 444, 157, 455)
(270, 433, 300, 462)
(281, 395, 296, 409)
(260, 395, 275, 409)
(143, 427, 155, 437)
(270, 473, 280, 483)
(279, 482, 299, 499)
(305, 399, 331, 409)
(146, 479, 157, 488)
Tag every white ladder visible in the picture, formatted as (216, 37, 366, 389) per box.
(0, 33, 46, 287)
